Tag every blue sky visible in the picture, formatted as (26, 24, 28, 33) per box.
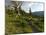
(5, 0, 44, 13)
(21, 2, 44, 13)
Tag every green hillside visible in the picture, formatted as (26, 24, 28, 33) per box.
(5, 8, 44, 35)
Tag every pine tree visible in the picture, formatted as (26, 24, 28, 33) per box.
(29, 8, 32, 15)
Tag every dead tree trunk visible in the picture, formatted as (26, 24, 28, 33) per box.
(11, 1, 23, 16)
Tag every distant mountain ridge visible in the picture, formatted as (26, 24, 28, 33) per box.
(32, 11, 44, 16)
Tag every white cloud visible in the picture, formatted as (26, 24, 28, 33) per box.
(28, 3, 34, 7)
(21, 2, 44, 13)
(31, 3, 43, 12)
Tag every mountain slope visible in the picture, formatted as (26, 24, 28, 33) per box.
(32, 11, 44, 16)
